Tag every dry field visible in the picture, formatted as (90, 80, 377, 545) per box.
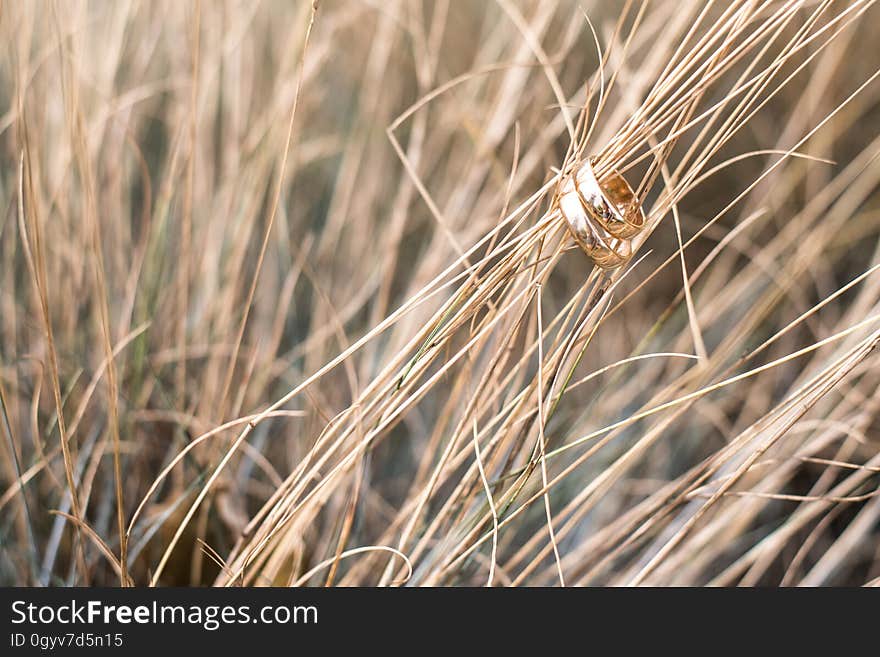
(1, 0, 880, 586)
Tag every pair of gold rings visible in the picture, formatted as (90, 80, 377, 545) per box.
(557, 158, 646, 269)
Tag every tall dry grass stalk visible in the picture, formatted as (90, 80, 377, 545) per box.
(1, 0, 879, 586)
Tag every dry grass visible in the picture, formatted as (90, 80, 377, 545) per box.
(2, 0, 880, 587)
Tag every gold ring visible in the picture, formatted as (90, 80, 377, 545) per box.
(557, 158, 645, 269)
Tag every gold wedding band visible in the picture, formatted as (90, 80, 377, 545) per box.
(557, 158, 646, 269)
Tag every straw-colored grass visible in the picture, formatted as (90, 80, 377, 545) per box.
(1, 0, 879, 586)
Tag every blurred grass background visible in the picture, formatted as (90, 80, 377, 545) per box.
(1, 0, 879, 586)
